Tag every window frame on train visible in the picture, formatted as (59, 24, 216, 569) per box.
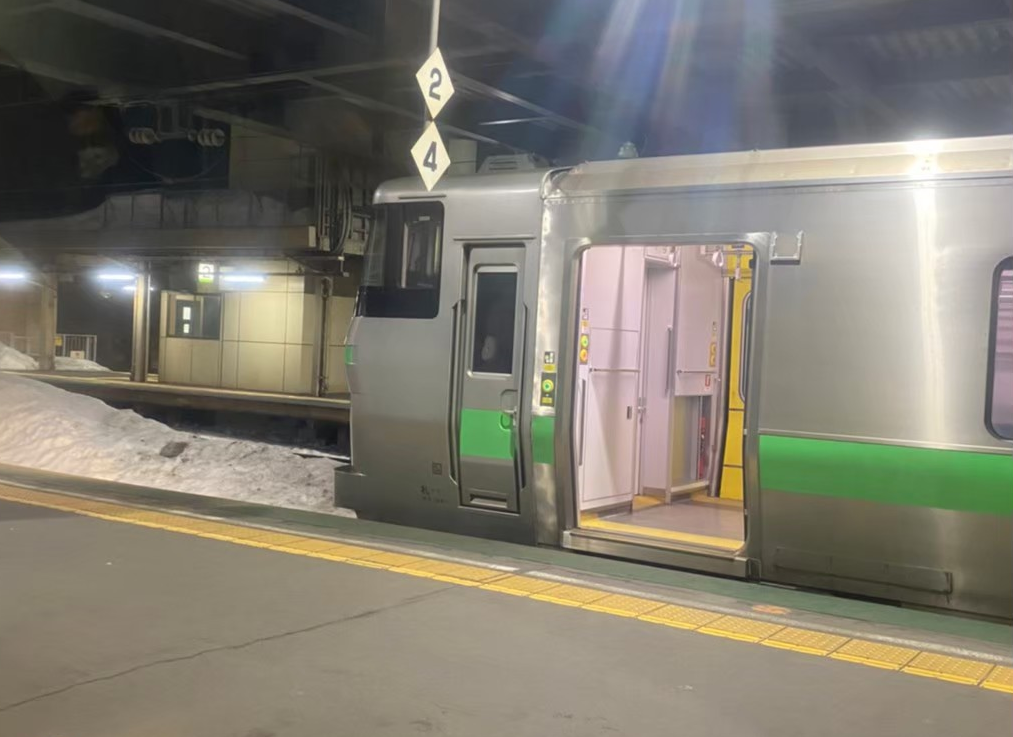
(355, 201, 444, 319)
(470, 268, 519, 375)
(985, 256, 1013, 441)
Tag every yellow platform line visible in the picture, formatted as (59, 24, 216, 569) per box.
(1, 483, 1009, 697)
(579, 513, 743, 551)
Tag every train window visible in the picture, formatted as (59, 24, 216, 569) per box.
(986, 258, 1013, 440)
(167, 294, 221, 340)
(357, 201, 443, 319)
(471, 270, 517, 374)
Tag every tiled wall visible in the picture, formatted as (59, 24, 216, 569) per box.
(159, 259, 321, 394)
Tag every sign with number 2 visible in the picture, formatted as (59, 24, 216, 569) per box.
(415, 48, 455, 119)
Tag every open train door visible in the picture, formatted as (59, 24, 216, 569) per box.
(561, 233, 775, 578)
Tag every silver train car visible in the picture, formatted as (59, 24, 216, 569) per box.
(336, 135, 1013, 618)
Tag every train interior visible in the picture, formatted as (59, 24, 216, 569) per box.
(573, 244, 753, 552)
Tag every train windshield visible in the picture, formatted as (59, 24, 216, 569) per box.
(357, 201, 444, 319)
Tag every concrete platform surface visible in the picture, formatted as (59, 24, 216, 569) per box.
(1, 494, 1011, 737)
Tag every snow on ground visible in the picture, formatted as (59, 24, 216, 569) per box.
(54, 356, 112, 372)
(0, 343, 38, 371)
(0, 371, 354, 515)
(0, 341, 112, 372)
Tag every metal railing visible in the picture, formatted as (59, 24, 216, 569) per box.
(55, 334, 98, 362)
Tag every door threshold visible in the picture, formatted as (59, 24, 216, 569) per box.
(564, 528, 749, 577)
(579, 512, 742, 551)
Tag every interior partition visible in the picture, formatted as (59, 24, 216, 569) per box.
(575, 246, 644, 512)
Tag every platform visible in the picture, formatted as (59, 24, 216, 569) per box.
(6, 370, 350, 421)
(0, 467, 1010, 736)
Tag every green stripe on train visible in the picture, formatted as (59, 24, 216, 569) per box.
(759, 435, 1013, 515)
(460, 408, 513, 460)
(532, 415, 555, 464)
(459, 410, 555, 464)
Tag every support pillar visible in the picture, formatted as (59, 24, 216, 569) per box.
(27, 272, 57, 371)
(130, 270, 151, 383)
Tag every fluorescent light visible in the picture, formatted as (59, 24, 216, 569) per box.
(220, 274, 265, 284)
(122, 284, 136, 293)
(97, 273, 136, 282)
(0, 270, 28, 281)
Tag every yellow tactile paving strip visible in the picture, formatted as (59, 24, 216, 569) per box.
(2, 484, 1010, 695)
(829, 639, 920, 670)
(982, 666, 1013, 694)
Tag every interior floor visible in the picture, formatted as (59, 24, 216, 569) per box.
(581, 494, 744, 551)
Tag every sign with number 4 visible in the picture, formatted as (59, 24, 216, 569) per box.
(411, 122, 450, 191)
(416, 48, 454, 119)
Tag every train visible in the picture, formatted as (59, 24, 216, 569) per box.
(336, 135, 1013, 619)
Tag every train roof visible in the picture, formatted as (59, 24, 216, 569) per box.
(551, 134, 1013, 197)
(375, 134, 1012, 204)
(374, 169, 554, 204)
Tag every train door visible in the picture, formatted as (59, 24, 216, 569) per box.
(457, 245, 527, 512)
(574, 244, 751, 553)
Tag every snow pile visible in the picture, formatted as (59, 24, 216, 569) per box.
(0, 371, 353, 515)
(0, 341, 112, 372)
(0, 343, 38, 371)
(54, 356, 111, 372)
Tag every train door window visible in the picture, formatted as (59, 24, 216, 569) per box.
(471, 270, 517, 374)
(167, 294, 222, 339)
(357, 201, 444, 318)
(986, 258, 1013, 440)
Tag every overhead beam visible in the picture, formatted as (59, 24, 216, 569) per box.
(832, 15, 1013, 42)
(0, 56, 128, 96)
(778, 31, 900, 123)
(20, 0, 247, 61)
(227, 0, 371, 44)
(406, 0, 605, 98)
(295, 74, 521, 150)
(807, 0, 1013, 39)
(9, 45, 533, 153)
(0, 0, 54, 17)
(453, 74, 605, 137)
(878, 50, 1012, 88)
(478, 116, 553, 127)
(150, 46, 510, 97)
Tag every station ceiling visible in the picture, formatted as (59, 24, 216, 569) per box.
(0, 0, 1011, 168)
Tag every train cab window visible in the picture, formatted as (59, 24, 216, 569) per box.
(471, 270, 518, 374)
(357, 201, 443, 319)
(987, 258, 1013, 440)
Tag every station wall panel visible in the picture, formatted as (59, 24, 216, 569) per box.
(159, 259, 323, 395)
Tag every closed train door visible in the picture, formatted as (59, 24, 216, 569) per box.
(457, 245, 527, 511)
